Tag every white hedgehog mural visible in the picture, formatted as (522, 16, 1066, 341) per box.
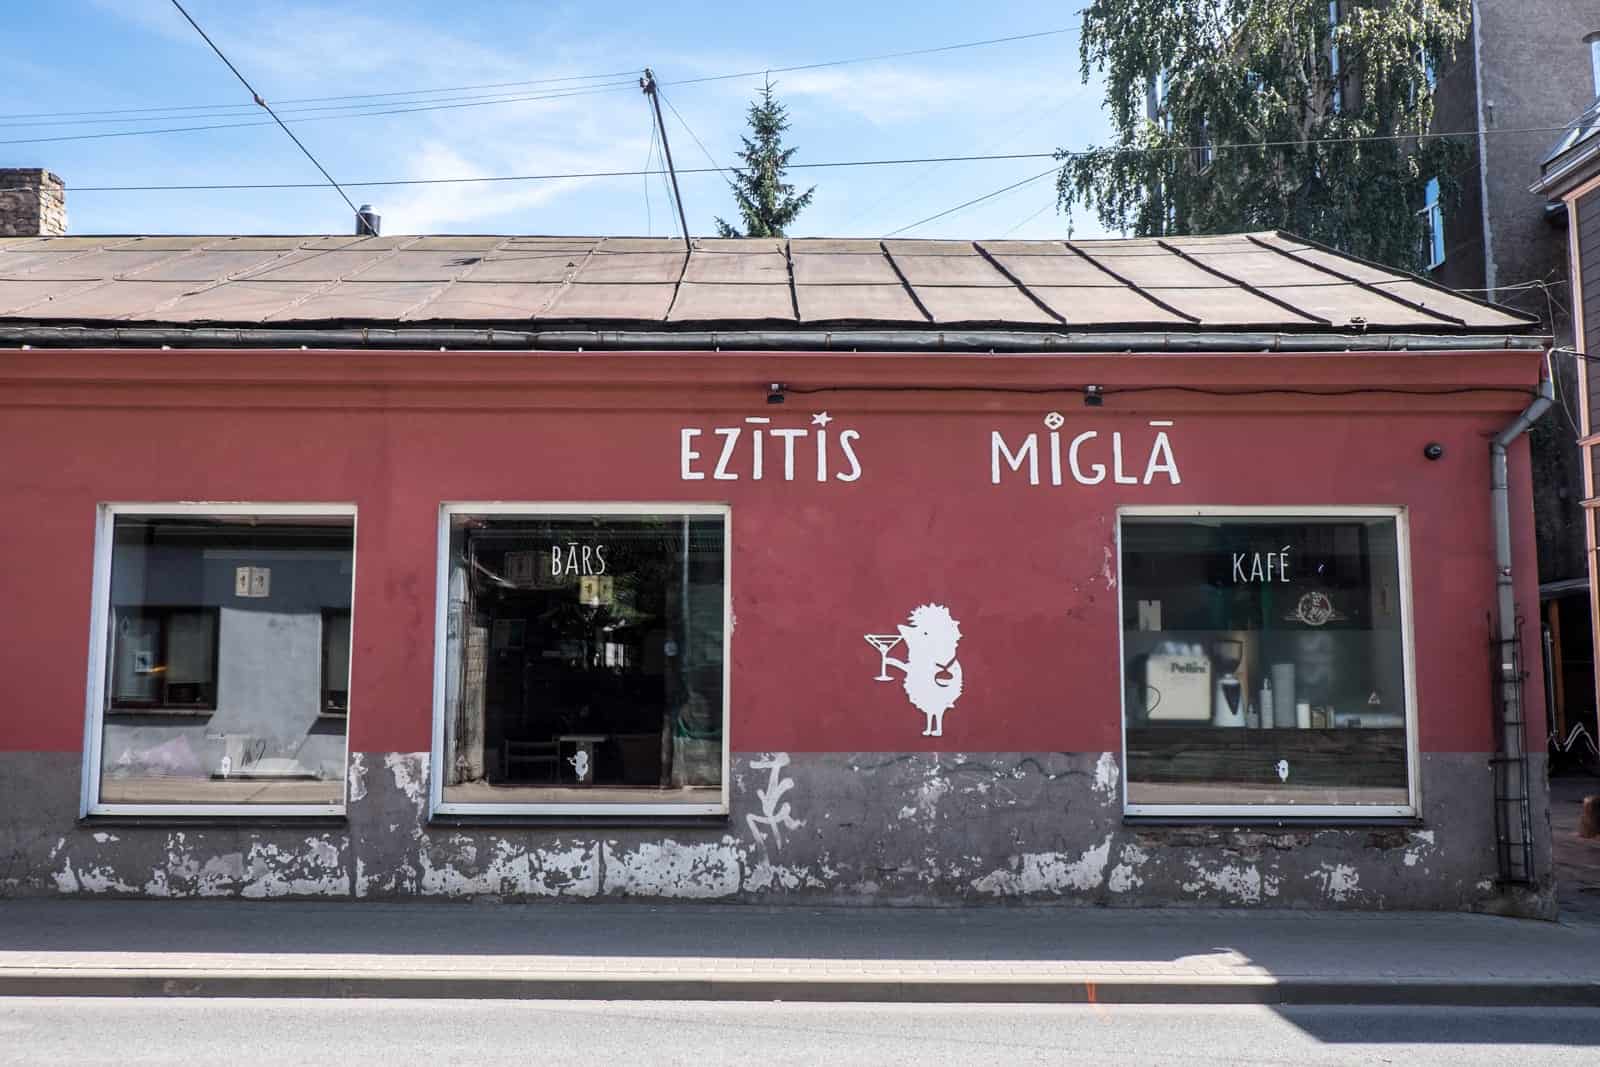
(865, 603, 965, 737)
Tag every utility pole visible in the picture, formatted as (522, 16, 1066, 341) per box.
(640, 68, 692, 254)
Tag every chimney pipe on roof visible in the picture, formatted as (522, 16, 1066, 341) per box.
(355, 204, 380, 236)
(0, 169, 66, 237)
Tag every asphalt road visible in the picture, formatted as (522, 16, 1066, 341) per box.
(1, 999, 1599, 1065)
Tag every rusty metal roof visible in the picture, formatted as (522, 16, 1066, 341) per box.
(0, 231, 1537, 334)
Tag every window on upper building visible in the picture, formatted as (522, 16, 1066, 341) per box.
(1329, 1, 1343, 114)
(1587, 32, 1600, 96)
(1418, 177, 1445, 270)
(85, 506, 356, 815)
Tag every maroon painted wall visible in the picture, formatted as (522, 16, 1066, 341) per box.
(0, 347, 1545, 760)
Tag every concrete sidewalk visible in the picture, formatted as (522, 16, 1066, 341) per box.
(2, 899, 1599, 1005)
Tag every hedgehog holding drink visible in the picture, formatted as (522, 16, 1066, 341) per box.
(876, 603, 965, 737)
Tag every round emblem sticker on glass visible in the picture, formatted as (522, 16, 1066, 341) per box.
(1286, 591, 1344, 627)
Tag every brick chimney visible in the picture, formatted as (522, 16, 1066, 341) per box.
(0, 169, 66, 237)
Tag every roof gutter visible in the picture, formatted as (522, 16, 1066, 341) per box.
(0, 326, 1549, 353)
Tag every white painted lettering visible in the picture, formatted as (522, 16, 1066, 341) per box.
(680, 428, 704, 480)
(991, 432, 1039, 485)
(836, 430, 862, 482)
(815, 429, 828, 481)
(713, 427, 740, 481)
(770, 428, 806, 481)
(1234, 546, 1294, 584)
(1111, 432, 1138, 485)
(1143, 430, 1181, 484)
(1048, 430, 1062, 486)
(1068, 430, 1105, 485)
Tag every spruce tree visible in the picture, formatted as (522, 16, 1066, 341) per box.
(1057, 1, 1471, 269)
(715, 77, 815, 238)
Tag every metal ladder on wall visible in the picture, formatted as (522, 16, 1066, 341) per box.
(1491, 621, 1536, 885)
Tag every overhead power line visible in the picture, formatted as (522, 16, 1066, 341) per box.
(0, 70, 640, 122)
(0, 82, 641, 145)
(3, 26, 1083, 143)
(0, 79, 641, 129)
(64, 153, 1060, 191)
(167, 0, 359, 218)
(660, 27, 1080, 87)
(883, 166, 1061, 236)
(659, 91, 731, 178)
(7, 27, 1077, 127)
(56, 112, 1597, 193)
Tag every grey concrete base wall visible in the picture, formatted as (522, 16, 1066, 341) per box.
(0, 750, 1555, 917)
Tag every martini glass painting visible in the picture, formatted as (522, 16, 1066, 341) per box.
(864, 633, 904, 681)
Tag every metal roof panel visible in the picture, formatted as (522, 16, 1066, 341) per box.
(916, 286, 1058, 324)
(796, 283, 925, 322)
(791, 252, 899, 285)
(541, 281, 677, 320)
(469, 250, 586, 283)
(576, 251, 686, 283)
(157, 281, 330, 323)
(400, 282, 561, 321)
(5, 280, 194, 319)
(264, 281, 447, 321)
(891, 253, 1011, 286)
(667, 282, 796, 321)
(1029, 285, 1193, 325)
(682, 251, 789, 283)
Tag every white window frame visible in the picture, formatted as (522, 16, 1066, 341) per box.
(1115, 505, 1420, 819)
(1419, 176, 1445, 270)
(429, 502, 733, 817)
(80, 502, 357, 818)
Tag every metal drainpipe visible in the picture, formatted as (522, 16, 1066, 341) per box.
(1489, 356, 1553, 883)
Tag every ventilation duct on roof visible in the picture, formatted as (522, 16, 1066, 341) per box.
(355, 205, 380, 237)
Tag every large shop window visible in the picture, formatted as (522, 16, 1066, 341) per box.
(434, 505, 729, 815)
(84, 506, 356, 815)
(1119, 510, 1415, 816)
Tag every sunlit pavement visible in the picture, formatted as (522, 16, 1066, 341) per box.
(3, 999, 1600, 1065)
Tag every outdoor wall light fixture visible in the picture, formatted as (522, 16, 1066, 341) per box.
(767, 383, 786, 405)
(1423, 442, 1445, 461)
(1083, 385, 1104, 407)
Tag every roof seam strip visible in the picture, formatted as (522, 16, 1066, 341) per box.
(1271, 229, 1539, 325)
(1156, 239, 1331, 327)
(1244, 234, 1467, 327)
(877, 242, 935, 324)
(783, 239, 801, 322)
(970, 240, 1067, 326)
(1060, 242, 1201, 325)
(541, 239, 602, 318)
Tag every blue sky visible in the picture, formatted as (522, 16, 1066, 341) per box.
(4, 1, 1113, 239)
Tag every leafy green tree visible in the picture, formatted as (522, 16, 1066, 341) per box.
(1057, 1, 1471, 269)
(715, 77, 815, 238)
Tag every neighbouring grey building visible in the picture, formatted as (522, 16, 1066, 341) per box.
(1431, 2, 1600, 754)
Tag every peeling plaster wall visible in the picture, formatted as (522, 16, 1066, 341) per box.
(0, 750, 1555, 917)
